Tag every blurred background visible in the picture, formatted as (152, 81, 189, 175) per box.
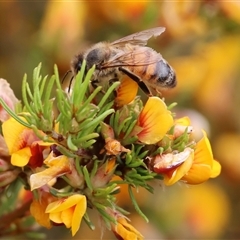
(1, 1, 240, 239)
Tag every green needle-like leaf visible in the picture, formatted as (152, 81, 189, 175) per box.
(128, 185, 149, 223)
(97, 81, 120, 109)
(83, 166, 93, 192)
(0, 97, 31, 128)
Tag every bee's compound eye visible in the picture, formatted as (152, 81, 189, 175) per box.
(86, 49, 101, 66)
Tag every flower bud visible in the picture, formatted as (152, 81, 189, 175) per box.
(105, 138, 130, 156)
(91, 158, 116, 188)
(65, 158, 85, 189)
(101, 122, 115, 140)
(173, 125, 193, 138)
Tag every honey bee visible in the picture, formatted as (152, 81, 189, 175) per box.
(71, 27, 176, 95)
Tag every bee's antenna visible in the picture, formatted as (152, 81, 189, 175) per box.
(61, 70, 72, 84)
(61, 70, 74, 93)
(68, 76, 74, 93)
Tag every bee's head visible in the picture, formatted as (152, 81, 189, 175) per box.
(85, 43, 109, 70)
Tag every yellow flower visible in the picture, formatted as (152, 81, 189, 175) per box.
(132, 97, 173, 144)
(45, 194, 87, 236)
(181, 131, 221, 184)
(113, 217, 143, 240)
(162, 131, 221, 185)
(2, 117, 52, 167)
(30, 152, 72, 191)
(115, 76, 138, 107)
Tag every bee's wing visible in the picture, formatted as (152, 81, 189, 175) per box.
(102, 47, 162, 68)
(111, 27, 165, 46)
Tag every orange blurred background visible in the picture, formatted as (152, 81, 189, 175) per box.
(1, 1, 240, 239)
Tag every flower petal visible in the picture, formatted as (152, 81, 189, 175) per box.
(153, 149, 192, 174)
(11, 147, 32, 167)
(181, 131, 217, 184)
(61, 207, 74, 228)
(46, 194, 85, 213)
(210, 160, 221, 178)
(115, 76, 138, 107)
(49, 211, 62, 224)
(114, 217, 143, 240)
(30, 198, 52, 229)
(2, 117, 28, 154)
(71, 195, 87, 236)
(30, 154, 71, 190)
(181, 160, 212, 184)
(137, 97, 173, 144)
(164, 148, 194, 186)
(175, 116, 191, 126)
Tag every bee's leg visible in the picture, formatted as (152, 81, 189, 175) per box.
(89, 79, 105, 95)
(119, 67, 151, 96)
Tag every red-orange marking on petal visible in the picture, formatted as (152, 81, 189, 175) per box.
(136, 97, 174, 144)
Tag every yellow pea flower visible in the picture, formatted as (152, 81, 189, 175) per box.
(132, 97, 173, 144)
(112, 217, 143, 240)
(30, 152, 72, 191)
(181, 131, 221, 184)
(45, 194, 87, 236)
(160, 131, 221, 185)
(2, 117, 52, 167)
